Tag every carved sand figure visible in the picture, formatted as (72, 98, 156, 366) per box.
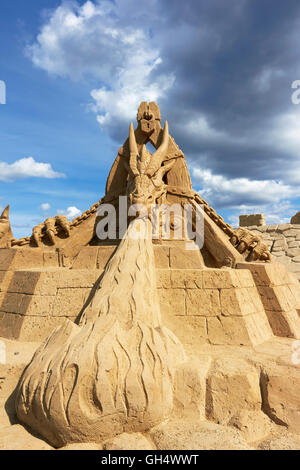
(239, 213, 300, 281)
(125, 121, 175, 207)
(1, 102, 300, 450)
(0, 102, 271, 263)
(15, 142, 186, 447)
(32, 215, 70, 247)
(230, 227, 270, 262)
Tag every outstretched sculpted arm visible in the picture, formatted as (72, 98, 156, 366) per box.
(230, 227, 271, 262)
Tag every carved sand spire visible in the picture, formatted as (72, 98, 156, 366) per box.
(146, 121, 169, 177)
(0, 205, 13, 248)
(129, 121, 139, 177)
(1, 205, 9, 220)
(15, 215, 186, 447)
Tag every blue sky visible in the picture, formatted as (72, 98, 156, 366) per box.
(1, 0, 300, 238)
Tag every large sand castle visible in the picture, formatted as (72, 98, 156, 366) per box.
(1, 102, 300, 450)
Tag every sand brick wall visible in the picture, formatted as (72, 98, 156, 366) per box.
(156, 267, 273, 348)
(241, 223, 300, 281)
(1, 245, 300, 346)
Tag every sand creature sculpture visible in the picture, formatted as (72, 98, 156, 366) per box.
(1, 102, 300, 449)
(14, 111, 192, 447)
(0, 102, 270, 265)
(15, 216, 186, 447)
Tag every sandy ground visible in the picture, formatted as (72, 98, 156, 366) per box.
(1, 335, 300, 450)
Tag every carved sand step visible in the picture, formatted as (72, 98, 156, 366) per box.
(237, 262, 300, 339)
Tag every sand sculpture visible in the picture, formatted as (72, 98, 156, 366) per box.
(239, 214, 300, 282)
(0, 102, 270, 264)
(16, 217, 186, 447)
(1, 102, 300, 449)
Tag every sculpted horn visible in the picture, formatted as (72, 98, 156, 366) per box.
(0, 205, 10, 220)
(140, 144, 148, 163)
(128, 122, 139, 177)
(146, 121, 169, 176)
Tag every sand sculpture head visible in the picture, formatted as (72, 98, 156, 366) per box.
(0, 101, 272, 263)
(126, 121, 175, 208)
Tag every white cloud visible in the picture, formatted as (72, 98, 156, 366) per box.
(25, 0, 300, 226)
(184, 107, 300, 173)
(183, 115, 231, 143)
(26, 0, 175, 134)
(91, 68, 174, 132)
(193, 167, 299, 228)
(267, 111, 300, 168)
(192, 167, 297, 208)
(40, 203, 51, 211)
(58, 206, 82, 220)
(0, 157, 65, 182)
(228, 200, 296, 228)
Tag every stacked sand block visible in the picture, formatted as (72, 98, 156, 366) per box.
(71, 245, 117, 269)
(0, 269, 102, 341)
(240, 223, 300, 281)
(0, 249, 60, 334)
(237, 262, 300, 339)
(0, 247, 61, 270)
(0, 245, 273, 346)
(2, 334, 300, 449)
(172, 343, 300, 443)
(0, 244, 203, 342)
(260, 363, 300, 433)
(0, 338, 40, 428)
(240, 214, 266, 227)
(3, 245, 300, 347)
(0, 248, 62, 311)
(205, 357, 274, 442)
(0, 245, 116, 272)
(156, 265, 273, 347)
(0, 246, 118, 341)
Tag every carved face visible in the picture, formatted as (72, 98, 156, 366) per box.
(126, 121, 174, 209)
(127, 165, 172, 207)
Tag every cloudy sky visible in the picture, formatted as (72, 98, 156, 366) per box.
(1, 0, 300, 238)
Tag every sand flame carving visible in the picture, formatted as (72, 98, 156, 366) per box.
(15, 217, 186, 447)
